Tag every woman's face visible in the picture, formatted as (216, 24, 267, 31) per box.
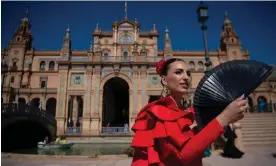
(161, 61, 191, 96)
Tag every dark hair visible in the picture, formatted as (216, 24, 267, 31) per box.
(160, 58, 191, 85)
(160, 58, 184, 76)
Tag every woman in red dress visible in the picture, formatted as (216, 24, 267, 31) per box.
(131, 58, 248, 166)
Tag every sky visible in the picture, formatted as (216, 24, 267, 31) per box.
(1, 1, 276, 64)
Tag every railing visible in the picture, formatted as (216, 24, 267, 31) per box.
(66, 127, 82, 135)
(1, 103, 56, 126)
(102, 127, 128, 134)
(14, 88, 58, 93)
(70, 56, 164, 63)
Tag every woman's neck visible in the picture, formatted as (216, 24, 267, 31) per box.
(170, 94, 183, 108)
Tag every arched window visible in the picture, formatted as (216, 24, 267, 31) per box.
(40, 61, 46, 71)
(122, 46, 129, 59)
(49, 61, 55, 71)
(198, 61, 204, 71)
(119, 34, 133, 44)
(188, 61, 195, 71)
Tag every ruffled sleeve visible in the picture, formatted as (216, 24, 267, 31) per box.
(131, 106, 166, 165)
(131, 104, 194, 165)
(131, 98, 225, 165)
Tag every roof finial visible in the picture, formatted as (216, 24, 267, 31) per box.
(25, 8, 29, 18)
(224, 10, 228, 20)
(65, 25, 70, 39)
(124, 1, 128, 19)
(165, 26, 169, 32)
(67, 25, 70, 32)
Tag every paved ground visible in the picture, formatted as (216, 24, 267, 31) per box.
(2, 147, 276, 166)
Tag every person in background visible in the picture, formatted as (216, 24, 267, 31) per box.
(131, 58, 248, 166)
(55, 136, 61, 144)
(43, 136, 49, 144)
(124, 123, 129, 133)
(60, 136, 67, 144)
(258, 98, 265, 113)
(221, 124, 244, 158)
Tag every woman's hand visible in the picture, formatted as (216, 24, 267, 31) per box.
(216, 94, 248, 127)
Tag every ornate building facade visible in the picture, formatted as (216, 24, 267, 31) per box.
(2, 10, 276, 136)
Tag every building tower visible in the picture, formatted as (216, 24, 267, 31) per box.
(219, 12, 249, 61)
(5, 9, 33, 103)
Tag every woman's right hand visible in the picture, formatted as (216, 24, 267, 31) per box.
(216, 94, 248, 127)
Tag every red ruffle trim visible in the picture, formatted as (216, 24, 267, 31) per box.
(131, 105, 195, 164)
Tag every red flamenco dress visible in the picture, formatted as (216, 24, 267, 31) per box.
(131, 96, 225, 166)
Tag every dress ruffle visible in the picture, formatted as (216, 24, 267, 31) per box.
(131, 98, 196, 165)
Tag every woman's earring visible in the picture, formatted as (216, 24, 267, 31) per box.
(161, 85, 170, 97)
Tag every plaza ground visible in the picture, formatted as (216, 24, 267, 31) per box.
(2, 147, 276, 166)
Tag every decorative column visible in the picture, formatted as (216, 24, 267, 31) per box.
(140, 66, 148, 106)
(82, 70, 92, 135)
(72, 96, 78, 126)
(132, 66, 139, 115)
(56, 71, 69, 135)
(90, 66, 101, 135)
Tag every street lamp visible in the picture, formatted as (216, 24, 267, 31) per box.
(197, 1, 212, 72)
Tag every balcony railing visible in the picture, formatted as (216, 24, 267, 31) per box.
(69, 56, 164, 63)
(13, 88, 58, 93)
(66, 127, 82, 135)
(1, 103, 56, 126)
(102, 127, 128, 134)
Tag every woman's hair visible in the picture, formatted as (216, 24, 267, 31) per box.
(159, 58, 185, 76)
(157, 58, 191, 86)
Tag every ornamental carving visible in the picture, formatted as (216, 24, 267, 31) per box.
(71, 73, 84, 86)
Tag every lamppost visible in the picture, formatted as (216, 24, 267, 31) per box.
(197, 1, 212, 72)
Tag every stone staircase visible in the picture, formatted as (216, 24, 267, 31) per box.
(240, 112, 276, 148)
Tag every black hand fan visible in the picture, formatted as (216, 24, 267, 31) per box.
(193, 60, 275, 129)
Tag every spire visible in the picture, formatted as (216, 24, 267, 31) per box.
(94, 23, 100, 32)
(164, 26, 172, 52)
(165, 26, 170, 39)
(124, 1, 128, 19)
(21, 8, 29, 22)
(224, 10, 231, 24)
(65, 25, 70, 39)
(151, 24, 157, 32)
(224, 11, 228, 20)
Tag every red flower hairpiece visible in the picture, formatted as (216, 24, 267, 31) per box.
(156, 59, 167, 76)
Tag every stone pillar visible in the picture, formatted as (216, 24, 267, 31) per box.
(233, 122, 244, 151)
(56, 117, 66, 136)
(42, 94, 46, 110)
(56, 71, 69, 118)
(72, 96, 78, 125)
(90, 67, 101, 134)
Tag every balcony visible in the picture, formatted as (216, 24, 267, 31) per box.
(14, 88, 58, 94)
(70, 56, 164, 64)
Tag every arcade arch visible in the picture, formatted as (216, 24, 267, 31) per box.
(101, 77, 130, 128)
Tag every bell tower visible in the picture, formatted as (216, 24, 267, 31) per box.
(6, 9, 33, 93)
(219, 12, 249, 61)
